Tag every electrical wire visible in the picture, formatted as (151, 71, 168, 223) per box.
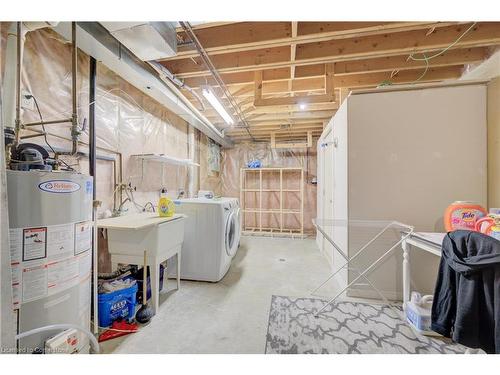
(408, 53, 429, 84)
(380, 22, 478, 86)
(408, 22, 477, 62)
(29, 94, 74, 171)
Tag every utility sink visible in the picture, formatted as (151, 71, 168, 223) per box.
(97, 212, 186, 313)
(97, 212, 186, 258)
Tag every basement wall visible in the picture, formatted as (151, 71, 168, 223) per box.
(461, 49, 500, 208)
(487, 76, 500, 208)
(1, 24, 223, 271)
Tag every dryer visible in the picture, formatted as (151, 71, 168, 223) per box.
(172, 197, 241, 282)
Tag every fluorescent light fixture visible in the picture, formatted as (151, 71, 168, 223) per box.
(202, 86, 234, 125)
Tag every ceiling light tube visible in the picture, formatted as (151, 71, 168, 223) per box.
(202, 86, 234, 126)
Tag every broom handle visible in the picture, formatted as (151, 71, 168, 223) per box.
(143, 250, 147, 304)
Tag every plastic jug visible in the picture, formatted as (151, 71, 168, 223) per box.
(475, 215, 500, 240)
(158, 189, 175, 217)
(444, 201, 487, 232)
(405, 292, 438, 336)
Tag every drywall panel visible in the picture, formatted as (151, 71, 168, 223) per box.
(347, 84, 487, 298)
(488, 77, 500, 208)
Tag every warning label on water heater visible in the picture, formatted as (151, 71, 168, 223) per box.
(9, 221, 92, 308)
(22, 227, 47, 261)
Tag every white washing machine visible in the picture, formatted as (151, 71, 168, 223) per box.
(172, 197, 241, 282)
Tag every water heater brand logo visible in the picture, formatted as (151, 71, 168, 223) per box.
(38, 180, 81, 193)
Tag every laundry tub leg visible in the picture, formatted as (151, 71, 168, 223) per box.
(176, 252, 181, 291)
(150, 259, 160, 314)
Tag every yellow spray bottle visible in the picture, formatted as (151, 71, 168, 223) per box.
(158, 188, 175, 217)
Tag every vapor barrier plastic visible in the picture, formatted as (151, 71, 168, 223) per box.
(1, 24, 223, 271)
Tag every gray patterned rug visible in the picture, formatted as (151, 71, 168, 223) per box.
(265, 295, 466, 354)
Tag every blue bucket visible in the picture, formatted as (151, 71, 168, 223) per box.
(98, 283, 138, 327)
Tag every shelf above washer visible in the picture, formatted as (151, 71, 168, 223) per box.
(131, 153, 200, 167)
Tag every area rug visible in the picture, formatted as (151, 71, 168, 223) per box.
(265, 295, 466, 354)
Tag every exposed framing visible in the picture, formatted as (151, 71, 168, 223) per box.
(240, 167, 305, 238)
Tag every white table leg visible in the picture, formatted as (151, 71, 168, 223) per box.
(150, 259, 160, 315)
(176, 252, 181, 291)
(402, 240, 410, 311)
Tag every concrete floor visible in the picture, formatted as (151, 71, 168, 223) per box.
(100, 235, 339, 354)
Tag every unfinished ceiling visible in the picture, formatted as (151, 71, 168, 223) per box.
(157, 22, 500, 143)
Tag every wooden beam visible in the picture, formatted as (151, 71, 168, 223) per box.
(334, 65, 463, 88)
(162, 23, 499, 78)
(254, 70, 263, 101)
(325, 63, 335, 95)
(186, 63, 465, 92)
(165, 22, 460, 61)
(296, 22, 499, 61)
(202, 101, 338, 118)
(271, 130, 314, 149)
(290, 21, 299, 97)
(253, 63, 335, 107)
(254, 94, 336, 107)
(334, 47, 488, 75)
(227, 124, 324, 133)
(181, 48, 487, 89)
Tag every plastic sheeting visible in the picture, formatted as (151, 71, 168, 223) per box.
(1, 24, 221, 271)
(0, 24, 318, 274)
(221, 142, 317, 233)
(0, 26, 215, 209)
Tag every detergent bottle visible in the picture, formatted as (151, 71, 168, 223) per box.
(158, 188, 175, 217)
(444, 201, 487, 232)
(475, 215, 500, 240)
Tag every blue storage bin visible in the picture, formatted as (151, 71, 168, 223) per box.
(98, 283, 138, 327)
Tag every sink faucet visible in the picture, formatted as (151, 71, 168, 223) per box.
(113, 197, 131, 216)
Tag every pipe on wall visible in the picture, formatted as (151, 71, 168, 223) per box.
(187, 125, 198, 198)
(88, 56, 98, 334)
(71, 22, 79, 155)
(22, 127, 122, 209)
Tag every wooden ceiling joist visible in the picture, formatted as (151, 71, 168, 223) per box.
(155, 21, 500, 144)
(167, 22, 460, 60)
(271, 131, 313, 149)
(253, 64, 336, 107)
(161, 23, 500, 79)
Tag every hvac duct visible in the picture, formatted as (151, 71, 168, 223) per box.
(100, 22, 177, 60)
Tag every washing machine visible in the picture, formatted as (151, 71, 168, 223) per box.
(172, 197, 241, 282)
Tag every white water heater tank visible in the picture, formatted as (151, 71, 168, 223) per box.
(7, 170, 93, 353)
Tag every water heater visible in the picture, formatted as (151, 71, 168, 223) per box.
(7, 169, 93, 353)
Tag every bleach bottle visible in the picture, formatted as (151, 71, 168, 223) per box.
(158, 188, 175, 217)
